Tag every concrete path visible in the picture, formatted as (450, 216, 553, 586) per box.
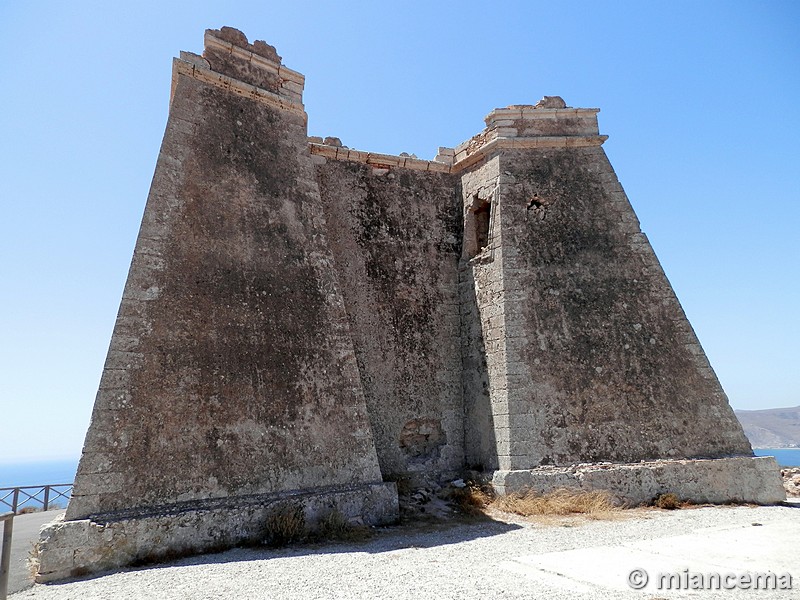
(5, 511, 63, 595)
(502, 513, 800, 596)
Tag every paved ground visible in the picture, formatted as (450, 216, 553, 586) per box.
(5, 510, 64, 595)
(9, 501, 800, 599)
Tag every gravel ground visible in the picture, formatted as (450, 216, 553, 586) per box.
(12, 503, 800, 600)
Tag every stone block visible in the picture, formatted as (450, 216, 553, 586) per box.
(40, 519, 89, 549)
(494, 127, 518, 137)
(41, 482, 399, 582)
(72, 472, 124, 496)
(104, 350, 144, 370)
(491, 457, 786, 504)
(74, 450, 115, 474)
(36, 547, 74, 577)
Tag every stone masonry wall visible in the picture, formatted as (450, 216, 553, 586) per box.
(459, 157, 505, 471)
(492, 145, 753, 467)
(492, 456, 785, 504)
(67, 31, 385, 520)
(316, 159, 464, 484)
(39, 483, 397, 582)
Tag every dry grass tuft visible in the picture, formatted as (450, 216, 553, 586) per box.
(310, 509, 372, 543)
(452, 483, 494, 515)
(493, 488, 619, 519)
(265, 503, 306, 547)
(653, 492, 681, 510)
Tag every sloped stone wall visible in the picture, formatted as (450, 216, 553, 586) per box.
(316, 160, 464, 484)
(490, 145, 753, 467)
(68, 31, 386, 521)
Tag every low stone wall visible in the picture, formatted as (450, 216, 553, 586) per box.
(491, 456, 786, 505)
(36, 482, 397, 583)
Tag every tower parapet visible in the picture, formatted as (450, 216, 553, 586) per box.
(452, 98, 607, 169)
(171, 27, 306, 117)
(484, 100, 600, 137)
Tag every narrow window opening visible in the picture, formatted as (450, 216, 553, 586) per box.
(474, 200, 491, 254)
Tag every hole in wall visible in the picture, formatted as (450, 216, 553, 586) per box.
(527, 194, 547, 221)
(399, 418, 445, 465)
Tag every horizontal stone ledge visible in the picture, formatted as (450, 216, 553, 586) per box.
(450, 135, 608, 172)
(308, 143, 450, 173)
(73, 481, 392, 523)
(491, 456, 786, 506)
(38, 481, 398, 583)
(308, 132, 607, 175)
(484, 107, 600, 124)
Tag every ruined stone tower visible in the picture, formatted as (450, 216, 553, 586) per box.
(37, 27, 784, 581)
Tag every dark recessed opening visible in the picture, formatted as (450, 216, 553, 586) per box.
(528, 196, 543, 210)
(474, 200, 491, 253)
(527, 195, 548, 221)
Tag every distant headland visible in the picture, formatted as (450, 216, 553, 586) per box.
(735, 406, 800, 449)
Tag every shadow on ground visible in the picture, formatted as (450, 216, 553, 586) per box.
(38, 513, 522, 589)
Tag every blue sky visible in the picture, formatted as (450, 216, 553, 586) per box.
(1, 1, 798, 462)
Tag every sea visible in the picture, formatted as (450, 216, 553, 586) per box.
(0, 450, 797, 491)
(753, 448, 800, 468)
(0, 458, 79, 490)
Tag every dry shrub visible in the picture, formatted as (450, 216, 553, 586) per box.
(452, 482, 494, 515)
(265, 503, 306, 547)
(653, 492, 680, 510)
(493, 488, 618, 518)
(28, 541, 41, 578)
(311, 509, 372, 543)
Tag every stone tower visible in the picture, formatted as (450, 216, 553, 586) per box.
(455, 101, 762, 493)
(36, 28, 783, 582)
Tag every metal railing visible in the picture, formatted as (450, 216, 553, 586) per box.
(0, 484, 73, 514)
(0, 485, 73, 598)
(1, 512, 13, 600)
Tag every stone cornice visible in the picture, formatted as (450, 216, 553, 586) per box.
(451, 134, 608, 171)
(308, 134, 607, 174)
(484, 106, 600, 124)
(309, 143, 451, 173)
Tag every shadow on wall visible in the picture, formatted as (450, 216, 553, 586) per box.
(460, 264, 499, 472)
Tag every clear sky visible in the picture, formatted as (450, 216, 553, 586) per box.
(1, 1, 798, 463)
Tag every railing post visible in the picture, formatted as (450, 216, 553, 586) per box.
(0, 512, 13, 600)
(43, 486, 50, 512)
(10, 491, 18, 515)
